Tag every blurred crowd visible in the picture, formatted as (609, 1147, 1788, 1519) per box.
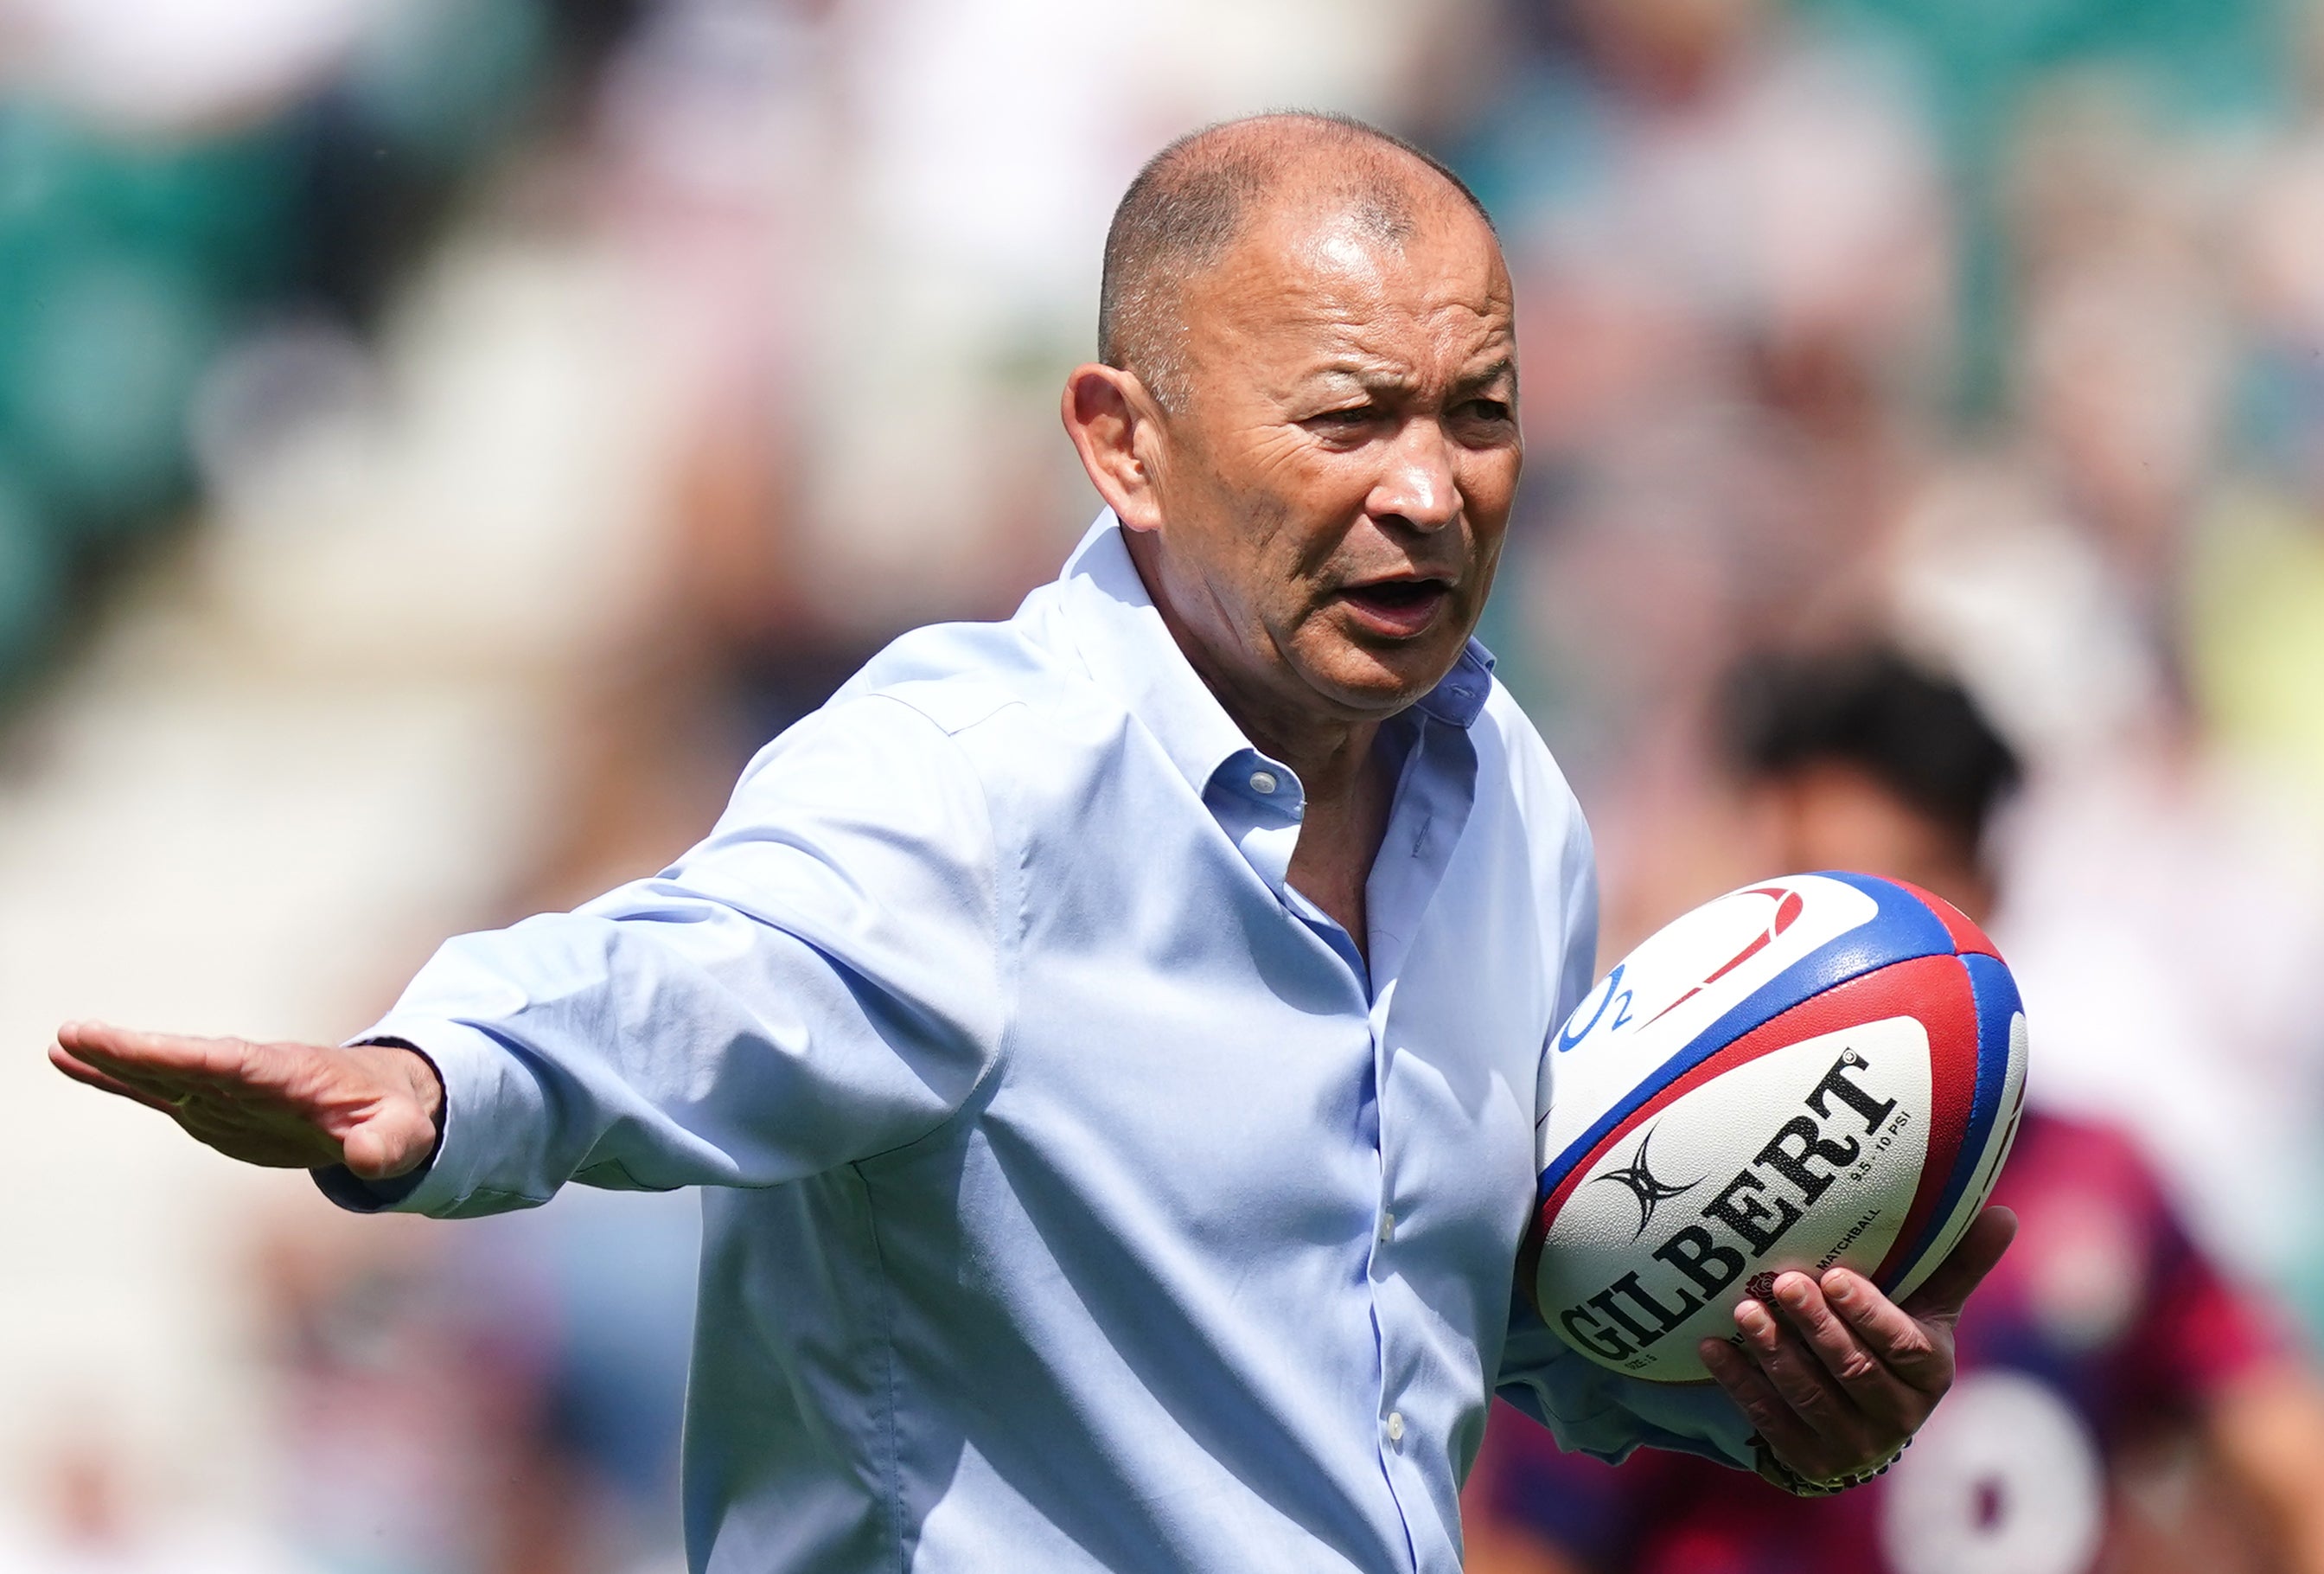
(4, 0, 2324, 1571)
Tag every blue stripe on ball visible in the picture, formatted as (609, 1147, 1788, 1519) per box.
(1537, 873, 1956, 1201)
(1879, 950, 2023, 1287)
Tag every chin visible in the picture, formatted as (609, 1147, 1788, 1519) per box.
(1305, 640, 1464, 719)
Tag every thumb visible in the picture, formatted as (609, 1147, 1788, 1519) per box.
(337, 1102, 439, 1181)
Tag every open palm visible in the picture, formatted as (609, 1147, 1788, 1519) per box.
(50, 1021, 442, 1180)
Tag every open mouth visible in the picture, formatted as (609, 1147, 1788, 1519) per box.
(1336, 578, 1454, 637)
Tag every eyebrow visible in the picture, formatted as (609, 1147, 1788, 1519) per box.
(1306, 356, 1517, 396)
(1451, 357, 1517, 394)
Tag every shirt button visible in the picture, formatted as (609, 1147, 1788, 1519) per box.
(1377, 1212, 1395, 1244)
(1249, 769, 1279, 795)
(1385, 1411, 1406, 1444)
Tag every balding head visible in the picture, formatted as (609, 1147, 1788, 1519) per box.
(1098, 112, 1496, 413)
(1061, 112, 1520, 752)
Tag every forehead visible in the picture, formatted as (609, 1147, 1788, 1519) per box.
(1186, 195, 1513, 380)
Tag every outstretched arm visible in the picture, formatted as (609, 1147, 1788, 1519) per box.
(50, 1021, 443, 1182)
(1698, 1204, 2017, 1488)
(48, 694, 1008, 1217)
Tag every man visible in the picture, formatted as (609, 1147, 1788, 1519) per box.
(1465, 646, 2324, 1574)
(49, 115, 2006, 1572)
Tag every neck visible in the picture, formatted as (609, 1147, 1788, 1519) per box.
(1182, 625, 1383, 810)
(1125, 533, 1385, 809)
(1122, 529, 1405, 955)
(1244, 704, 1380, 809)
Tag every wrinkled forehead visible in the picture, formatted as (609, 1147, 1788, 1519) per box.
(1192, 195, 1515, 375)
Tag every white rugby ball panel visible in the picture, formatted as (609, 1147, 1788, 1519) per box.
(1536, 1019, 1931, 1380)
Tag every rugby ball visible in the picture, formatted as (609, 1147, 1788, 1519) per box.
(1527, 872, 2027, 1383)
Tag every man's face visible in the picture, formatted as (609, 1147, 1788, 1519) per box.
(1132, 195, 1521, 727)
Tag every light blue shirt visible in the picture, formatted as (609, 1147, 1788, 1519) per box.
(322, 515, 1753, 1572)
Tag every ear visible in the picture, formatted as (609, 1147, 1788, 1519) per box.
(1060, 364, 1168, 533)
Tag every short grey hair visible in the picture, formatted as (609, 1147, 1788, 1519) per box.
(1096, 112, 1496, 413)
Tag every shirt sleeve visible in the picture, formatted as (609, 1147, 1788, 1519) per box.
(1493, 1289, 1757, 1467)
(314, 692, 1010, 1219)
(1491, 808, 1759, 1469)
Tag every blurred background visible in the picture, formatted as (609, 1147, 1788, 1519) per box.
(0, 0, 2320, 1570)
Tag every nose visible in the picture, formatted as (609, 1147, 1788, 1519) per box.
(1367, 419, 1459, 533)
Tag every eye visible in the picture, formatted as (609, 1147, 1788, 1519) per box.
(1300, 405, 1386, 445)
(1464, 399, 1513, 424)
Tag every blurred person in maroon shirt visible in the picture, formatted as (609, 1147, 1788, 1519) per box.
(1464, 646, 2324, 1574)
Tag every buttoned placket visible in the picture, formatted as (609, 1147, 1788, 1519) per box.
(1204, 689, 1484, 1574)
(1212, 748, 1305, 906)
(1363, 708, 1482, 1572)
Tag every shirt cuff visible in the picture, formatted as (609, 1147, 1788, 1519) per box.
(308, 1017, 524, 1217)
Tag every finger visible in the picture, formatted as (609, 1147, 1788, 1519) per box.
(57, 1021, 257, 1081)
(1899, 1206, 2018, 1322)
(1733, 1296, 1880, 1457)
(49, 1045, 190, 1116)
(63, 1045, 226, 1109)
(1819, 1267, 1950, 1392)
(1767, 1271, 1922, 1423)
(63, 1028, 284, 1101)
(55, 1042, 217, 1106)
(1701, 1337, 1823, 1465)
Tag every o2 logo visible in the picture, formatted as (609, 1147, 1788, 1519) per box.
(1555, 885, 1806, 1053)
(1556, 964, 1635, 1053)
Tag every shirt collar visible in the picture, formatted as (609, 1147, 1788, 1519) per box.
(1052, 512, 1497, 799)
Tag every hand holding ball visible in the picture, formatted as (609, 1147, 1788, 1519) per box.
(1528, 873, 2027, 1385)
